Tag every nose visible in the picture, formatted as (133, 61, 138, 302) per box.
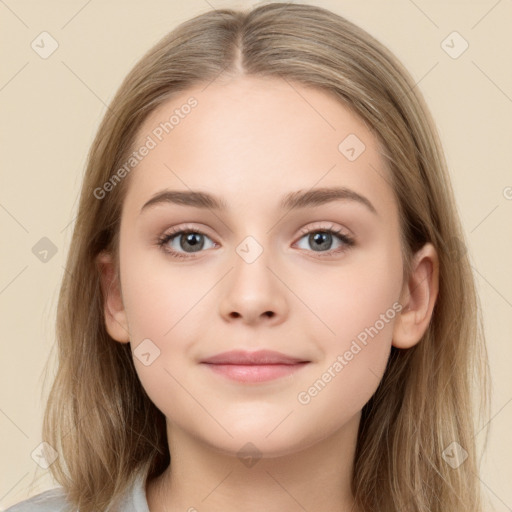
(218, 246, 288, 326)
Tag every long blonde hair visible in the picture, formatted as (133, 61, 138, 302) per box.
(41, 3, 490, 511)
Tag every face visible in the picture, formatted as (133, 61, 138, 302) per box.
(103, 75, 409, 458)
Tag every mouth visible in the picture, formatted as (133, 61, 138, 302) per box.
(200, 349, 311, 383)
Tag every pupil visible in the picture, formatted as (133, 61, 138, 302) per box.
(182, 233, 203, 252)
(311, 232, 331, 251)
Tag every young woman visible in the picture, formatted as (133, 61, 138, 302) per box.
(6, 3, 490, 511)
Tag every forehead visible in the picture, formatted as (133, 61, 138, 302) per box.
(124, 75, 395, 219)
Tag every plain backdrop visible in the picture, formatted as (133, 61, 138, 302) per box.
(1, 0, 511, 510)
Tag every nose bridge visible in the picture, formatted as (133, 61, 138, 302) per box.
(218, 228, 288, 324)
(232, 231, 276, 290)
(231, 203, 294, 278)
(228, 204, 278, 266)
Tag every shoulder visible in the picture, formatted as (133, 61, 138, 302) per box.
(4, 487, 75, 512)
(4, 470, 149, 512)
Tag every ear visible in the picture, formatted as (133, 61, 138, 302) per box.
(392, 242, 439, 349)
(96, 251, 130, 343)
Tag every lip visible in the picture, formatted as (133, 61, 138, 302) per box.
(200, 350, 311, 383)
(200, 349, 310, 365)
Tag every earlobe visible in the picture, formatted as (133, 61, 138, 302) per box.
(96, 251, 130, 344)
(392, 243, 439, 349)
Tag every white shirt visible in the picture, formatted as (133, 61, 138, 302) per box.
(4, 470, 150, 512)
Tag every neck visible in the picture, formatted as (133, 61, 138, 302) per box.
(146, 411, 362, 512)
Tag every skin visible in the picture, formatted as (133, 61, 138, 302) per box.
(97, 74, 439, 512)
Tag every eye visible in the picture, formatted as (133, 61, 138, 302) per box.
(156, 223, 355, 261)
(157, 225, 216, 260)
(294, 223, 355, 257)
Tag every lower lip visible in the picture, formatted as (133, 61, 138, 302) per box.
(201, 362, 309, 383)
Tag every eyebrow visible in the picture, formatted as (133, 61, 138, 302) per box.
(139, 186, 378, 216)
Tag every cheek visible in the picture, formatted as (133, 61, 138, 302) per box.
(294, 246, 402, 408)
(121, 259, 201, 425)
(120, 249, 210, 342)
(119, 252, 215, 410)
(292, 290, 398, 447)
(296, 243, 402, 349)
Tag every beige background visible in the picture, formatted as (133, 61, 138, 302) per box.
(1, 0, 511, 510)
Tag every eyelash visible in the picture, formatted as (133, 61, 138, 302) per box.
(156, 223, 355, 261)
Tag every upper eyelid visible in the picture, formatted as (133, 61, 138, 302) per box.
(161, 222, 353, 244)
(162, 221, 350, 235)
